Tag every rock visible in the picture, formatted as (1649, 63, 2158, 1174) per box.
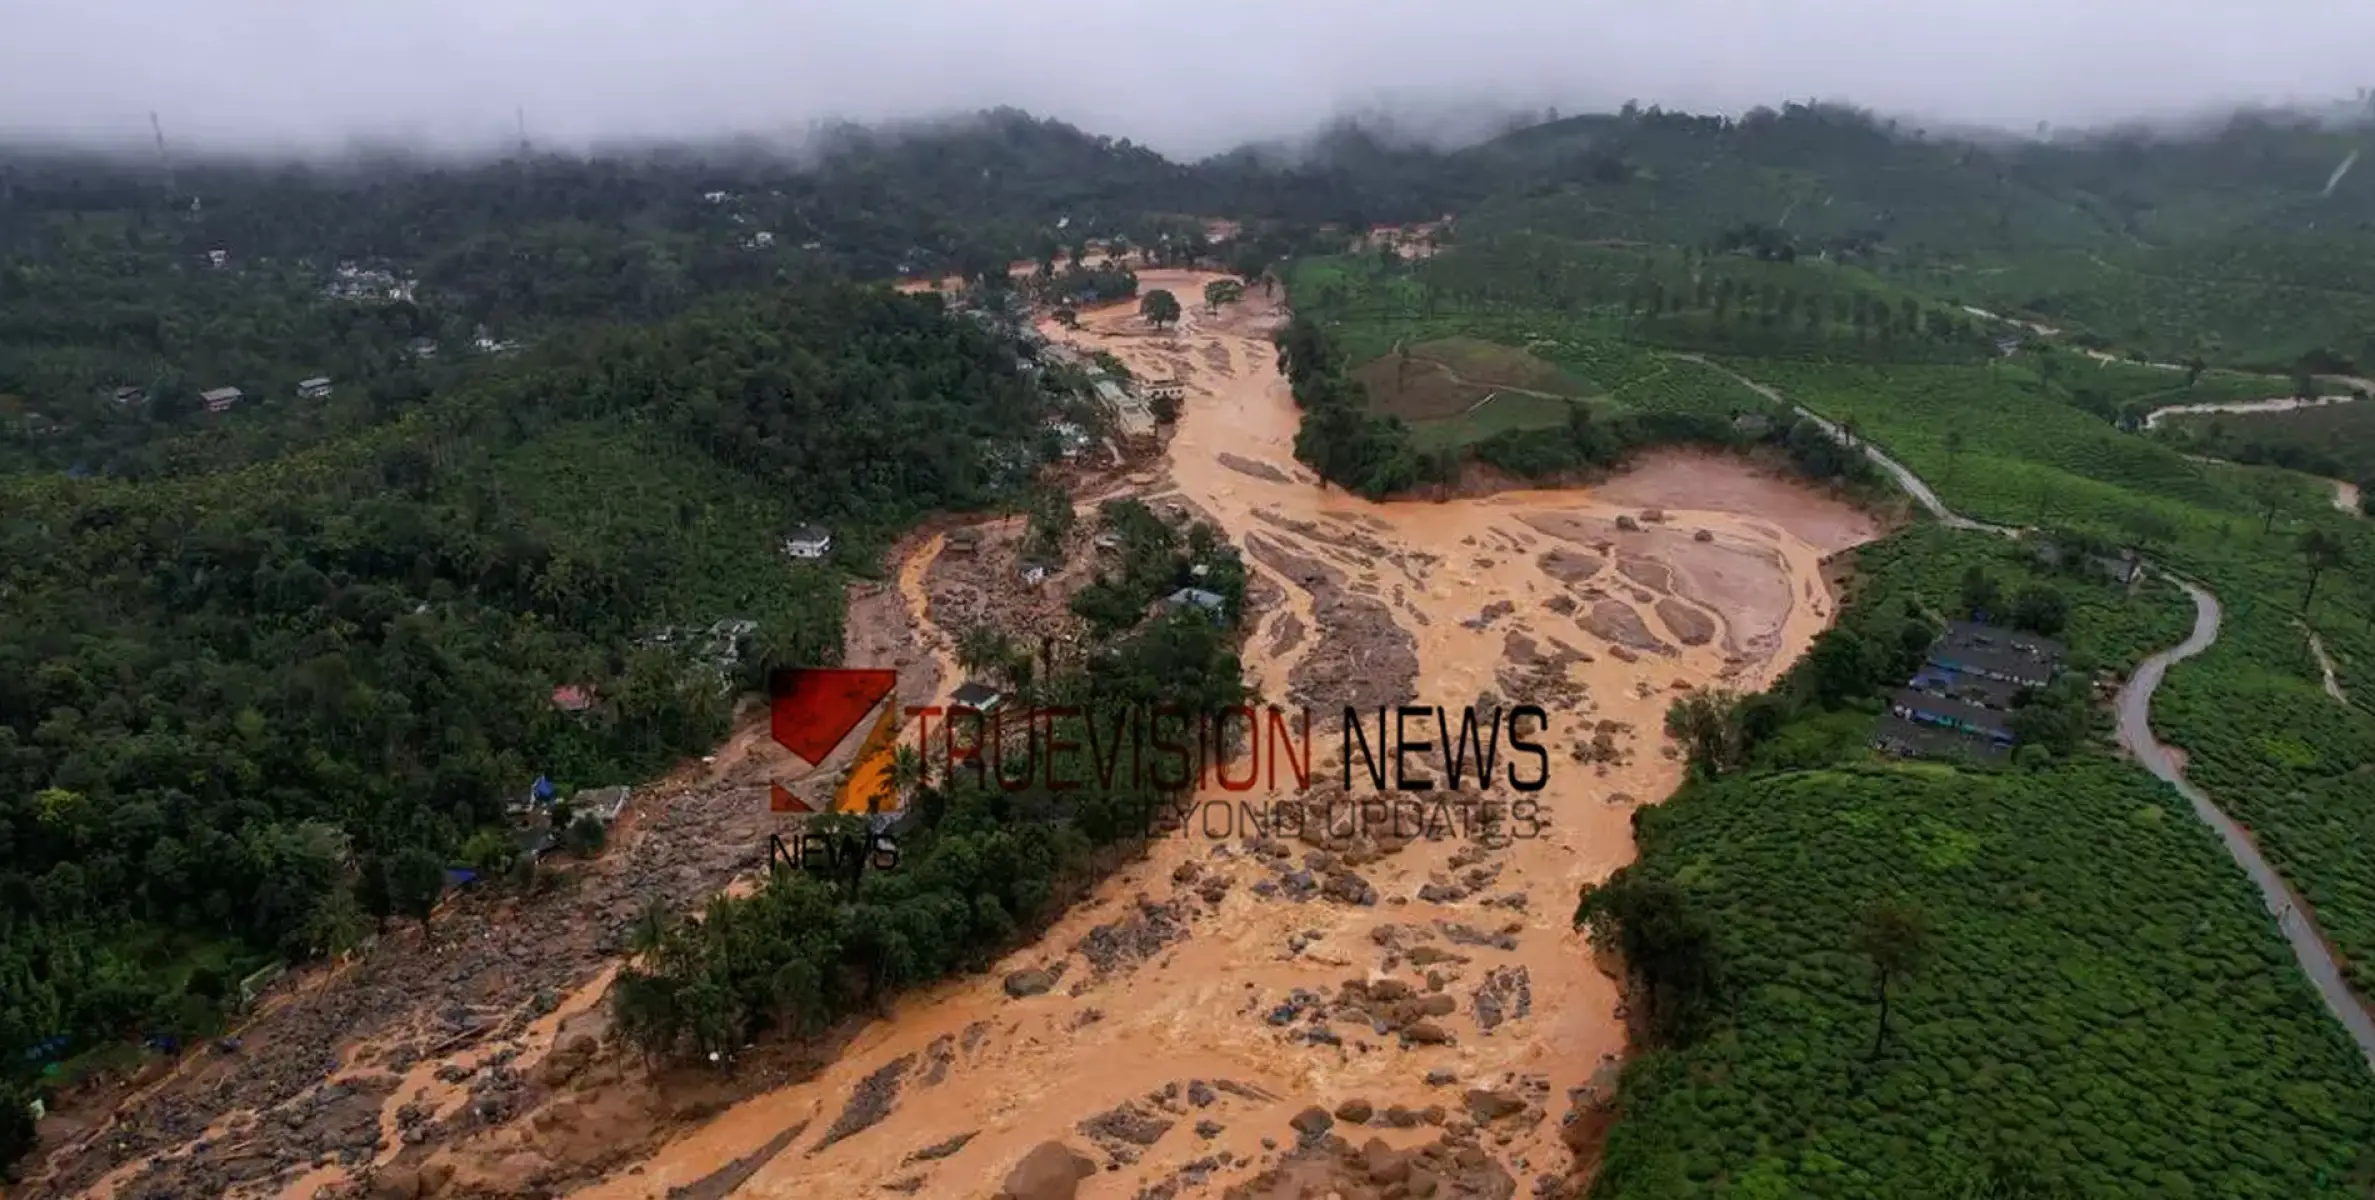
(1187, 1080, 1216, 1107)
(906, 1131, 977, 1163)
(370, 1167, 422, 1200)
(1003, 968, 1058, 999)
(1289, 1106, 1334, 1142)
(1362, 1137, 1412, 1184)
(1614, 515, 1641, 532)
(1425, 1069, 1458, 1087)
(1693, 529, 1714, 543)
(1195, 1119, 1224, 1139)
(1333, 1098, 1374, 1125)
(998, 1141, 1097, 1200)
(1466, 1089, 1528, 1123)
(1402, 1021, 1453, 1045)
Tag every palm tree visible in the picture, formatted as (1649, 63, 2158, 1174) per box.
(889, 743, 927, 808)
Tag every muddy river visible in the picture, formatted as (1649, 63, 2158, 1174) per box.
(556, 273, 1877, 1197)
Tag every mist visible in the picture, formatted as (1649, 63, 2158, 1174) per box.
(5, 0, 2374, 159)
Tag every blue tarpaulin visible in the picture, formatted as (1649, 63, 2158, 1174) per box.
(531, 775, 556, 801)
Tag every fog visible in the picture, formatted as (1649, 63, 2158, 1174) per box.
(5, 0, 2373, 158)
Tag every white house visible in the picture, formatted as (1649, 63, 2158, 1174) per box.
(783, 524, 833, 559)
(200, 387, 243, 414)
(296, 377, 333, 400)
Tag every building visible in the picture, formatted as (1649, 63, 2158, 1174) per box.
(1889, 688, 2014, 745)
(111, 386, 147, 407)
(1021, 564, 1050, 586)
(944, 528, 981, 556)
(1094, 379, 1157, 443)
(296, 377, 333, 400)
(407, 338, 439, 360)
(551, 684, 595, 713)
(1928, 621, 2063, 689)
(1163, 587, 1229, 621)
(783, 525, 833, 559)
(206, 249, 228, 269)
(950, 681, 1007, 714)
(200, 387, 244, 414)
(513, 826, 558, 862)
(1146, 378, 1187, 402)
(573, 786, 632, 825)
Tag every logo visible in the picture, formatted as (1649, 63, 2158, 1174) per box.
(766, 667, 900, 816)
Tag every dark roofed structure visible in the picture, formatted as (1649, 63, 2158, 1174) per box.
(1929, 621, 2063, 688)
(1890, 688, 2014, 743)
(950, 681, 1006, 711)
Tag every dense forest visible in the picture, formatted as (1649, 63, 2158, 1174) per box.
(0, 282, 1057, 1160)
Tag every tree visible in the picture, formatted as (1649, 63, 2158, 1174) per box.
(388, 847, 446, 929)
(1943, 427, 1966, 484)
(2300, 529, 2348, 612)
(1052, 306, 1079, 329)
(1574, 871, 1725, 1047)
(563, 813, 608, 857)
(1140, 289, 1181, 330)
(2253, 474, 2296, 533)
(2122, 509, 2178, 562)
(2010, 584, 2068, 636)
(1664, 691, 1744, 777)
(1854, 900, 1933, 1061)
(1202, 278, 1243, 313)
(1959, 567, 2001, 619)
(1026, 486, 1074, 559)
(1148, 389, 1181, 424)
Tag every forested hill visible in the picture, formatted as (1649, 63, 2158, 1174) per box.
(10, 100, 2375, 478)
(0, 283, 1051, 1154)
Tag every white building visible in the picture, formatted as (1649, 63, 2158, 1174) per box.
(783, 525, 833, 559)
(296, 377, 333, 400)
(201, 387, 243, 414)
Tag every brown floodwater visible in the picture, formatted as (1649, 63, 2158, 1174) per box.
(566, 270, 1876, 1198)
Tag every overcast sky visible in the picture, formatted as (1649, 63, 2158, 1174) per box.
(5, 0, 2372, 158)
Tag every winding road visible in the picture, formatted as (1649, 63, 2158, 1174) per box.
(1701, 355, 2375, 1070)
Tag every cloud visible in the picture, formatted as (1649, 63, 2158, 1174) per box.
(4, 0, 2371, 157)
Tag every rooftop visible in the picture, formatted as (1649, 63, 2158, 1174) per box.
(951, 681, 1005, 708)
(1890, 688, 2014, 738)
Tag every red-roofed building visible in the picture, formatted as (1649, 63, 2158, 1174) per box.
(551, 685, 595, 713)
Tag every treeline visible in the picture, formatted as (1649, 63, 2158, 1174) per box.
(612, 554, 1250, 1058)
(0, 283, 1054, 1150)
(1274, 314, 1448, 498)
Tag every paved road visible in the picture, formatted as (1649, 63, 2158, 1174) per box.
(1700, 352, 2375, 1070)
(2115, 580, 2375, 1069)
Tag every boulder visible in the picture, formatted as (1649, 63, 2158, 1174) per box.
(1003, 968, 1058, 999)
(998, 1141, 1097, 1200)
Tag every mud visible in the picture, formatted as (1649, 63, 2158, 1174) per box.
(39, 270, 1875, 1200)
(541, 270, 1874, 1199)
